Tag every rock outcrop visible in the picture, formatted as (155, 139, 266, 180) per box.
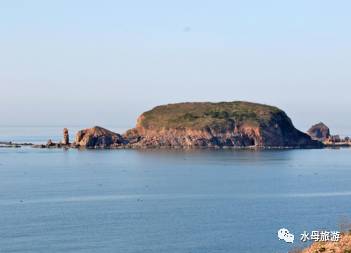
(62, 128, 69, 145)
(74, 126, 126, 148)
(124, 101, 323, 148)
(307, 122, 331, 141)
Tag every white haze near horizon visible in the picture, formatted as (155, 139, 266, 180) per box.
(1, 0, 350, 135)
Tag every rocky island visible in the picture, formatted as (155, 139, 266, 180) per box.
(123, 101, 321, 148)
(31, 101, 324, 149)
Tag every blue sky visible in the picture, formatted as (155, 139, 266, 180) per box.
(1, 0, 350, 133)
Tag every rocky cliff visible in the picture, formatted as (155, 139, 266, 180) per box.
(124, 101, 322, 148)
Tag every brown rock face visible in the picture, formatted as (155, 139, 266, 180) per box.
(74, 126, 126, 148)
(307, 122, 331, 141)
(126, 117, 320, 148)
(62, 128, 69, 145)
(125, 127, 258, 148)
(300, 232, 351, 253)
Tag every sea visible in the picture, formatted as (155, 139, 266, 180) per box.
(1, 126, 351, 253)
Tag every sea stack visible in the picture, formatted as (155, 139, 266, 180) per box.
(62, 128, 70, 145)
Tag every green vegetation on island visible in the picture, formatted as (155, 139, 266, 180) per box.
(139, 101, 282, 130)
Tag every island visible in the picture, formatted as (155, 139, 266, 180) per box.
(123, 101, 321, 148)
(31, 101, 326, 149)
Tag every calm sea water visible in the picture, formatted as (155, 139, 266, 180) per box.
(1, 127, 351, 253)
